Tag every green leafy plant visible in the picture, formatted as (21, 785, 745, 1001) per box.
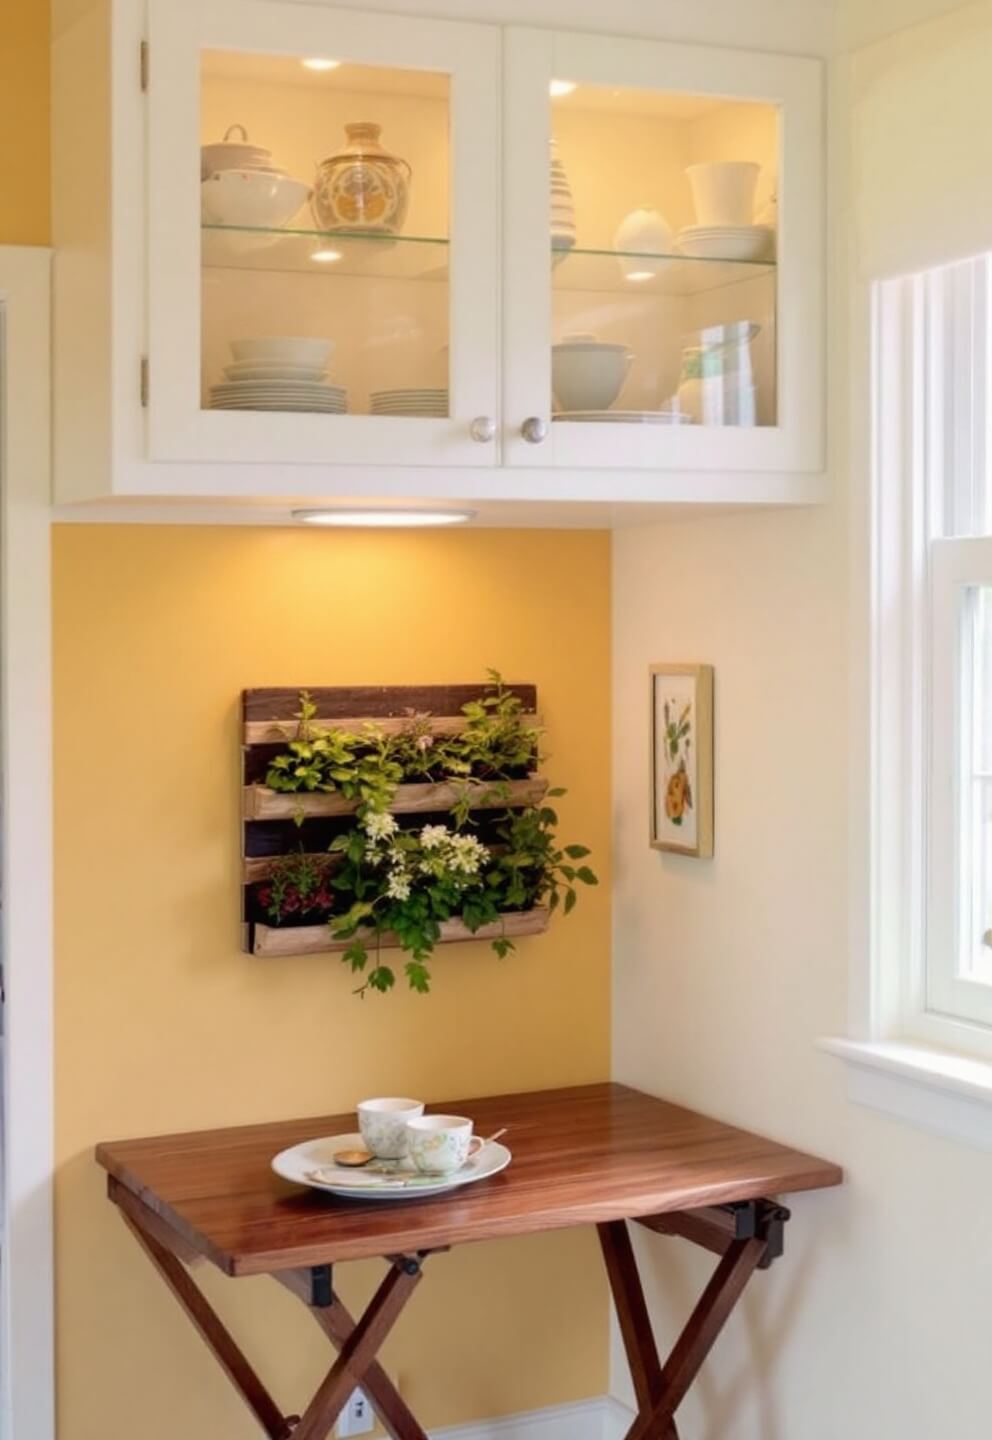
(265, 692, 402, 819)
(327, 798, 596, 997)
(263, 675, 541, 827)
(255, 850, 337, 924)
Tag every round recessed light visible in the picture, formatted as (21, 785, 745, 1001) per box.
(292, 508, 475, 528)
(624, 270, 655, 283)
(310, 247, 343, 264)
(302, 57, 341, 72)
(550, 79, 577, 98)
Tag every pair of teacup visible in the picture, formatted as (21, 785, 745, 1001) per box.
(357, 1097, 484, 1176)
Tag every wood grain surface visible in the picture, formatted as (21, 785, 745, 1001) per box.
(97, 1084, 842, 1277)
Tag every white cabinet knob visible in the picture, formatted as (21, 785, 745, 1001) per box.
(470, 415, 496, 443)
(521, 416, 548, 444)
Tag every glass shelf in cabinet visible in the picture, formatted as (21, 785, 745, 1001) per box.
(552, 245, 776, 297)
(201, 224, 450, 280)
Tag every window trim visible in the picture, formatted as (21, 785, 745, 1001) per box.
(824, 261, 992, 1148)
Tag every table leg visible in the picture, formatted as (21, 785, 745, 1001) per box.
(290, 1261, 423, 1440)
(602, 1207, 784, 1440)
(277, 1270, 428, 1440)
(108, 1180, 427, 1440)
(112, 1184, 291, 1440)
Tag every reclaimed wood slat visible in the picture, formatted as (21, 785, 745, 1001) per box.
(244, 714, 539, 746)
(243, 776, 548, 822)
(243, 684, 537, 726)
(251, 906, 550, 958)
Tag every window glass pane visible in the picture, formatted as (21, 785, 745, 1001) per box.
(200, 51, 450, 418)
(962, 585, 992, 984)
(925, 254, 992, 537)
(548, 84, 778, 430)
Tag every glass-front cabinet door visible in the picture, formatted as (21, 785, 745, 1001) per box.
(503, 29, 823, 475)
(145, 0, 499, 467)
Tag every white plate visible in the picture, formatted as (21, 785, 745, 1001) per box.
(224, 363, 329, 382)
(272, 1132, 512, 1200)
(370, 389, 448, 399)
(553, 410, 693, 424)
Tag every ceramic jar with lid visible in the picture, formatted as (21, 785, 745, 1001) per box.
(313, 122, 412, 234)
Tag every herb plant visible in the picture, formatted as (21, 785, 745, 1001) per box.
(256, 850, 336, 923)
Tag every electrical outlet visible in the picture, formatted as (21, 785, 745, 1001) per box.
(337, 1388, 374, 1438)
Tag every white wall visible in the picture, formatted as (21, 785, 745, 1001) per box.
(611, 5, 992, 1439)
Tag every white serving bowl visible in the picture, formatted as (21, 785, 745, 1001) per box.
(230, 336, 334, 367)
(686, 161, 760, 226)
(677, 225, 772, 261)
(200, 169, 311, 229)
(200, 142, 272, 181)
(552, 335, 632, 412)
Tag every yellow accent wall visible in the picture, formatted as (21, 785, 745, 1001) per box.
(53, 523, 611, 1440)
(1, 0, 50, 244)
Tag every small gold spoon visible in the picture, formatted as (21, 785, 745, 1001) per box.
(332, 1148, 375, 1168)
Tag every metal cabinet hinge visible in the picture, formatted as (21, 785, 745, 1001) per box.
(140, 40, 149, 92)
(140, 356, 149, 408)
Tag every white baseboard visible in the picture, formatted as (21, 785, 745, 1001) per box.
(430, 1395, 635, 1440)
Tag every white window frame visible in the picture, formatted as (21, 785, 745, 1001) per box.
(0, 244, 55, 1440)
(823, 255, 992, 1148)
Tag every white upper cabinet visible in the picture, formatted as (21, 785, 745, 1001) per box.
(52, 1, 825, 509)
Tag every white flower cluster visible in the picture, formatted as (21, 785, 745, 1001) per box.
(363, 810, 399, 842)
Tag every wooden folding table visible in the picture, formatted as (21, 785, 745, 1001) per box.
(96, 1082, 842, 1440)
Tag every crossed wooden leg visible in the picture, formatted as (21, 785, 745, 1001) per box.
(599, 1203, 789, 1440)
(109, 1179, 429, 1440)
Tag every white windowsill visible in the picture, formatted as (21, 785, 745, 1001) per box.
(819, 1036, 992, 1150)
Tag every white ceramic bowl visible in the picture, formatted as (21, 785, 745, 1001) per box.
(552, 337, 632, 412)
(200, 169, 310, 228)
(230, 336, 334, 367)
(677, 226, 772, 262)
(686, 161, 760, 226)
(200, 142, 272, 181)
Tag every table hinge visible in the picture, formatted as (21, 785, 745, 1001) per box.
(309, 1264, 333, 1307)
(140, 40, 149, 93)
(720, 1199, 791, 1267)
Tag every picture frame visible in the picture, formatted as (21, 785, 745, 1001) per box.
(649, 664, 714, 857)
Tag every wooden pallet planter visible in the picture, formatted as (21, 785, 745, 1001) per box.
(241, 683, 546, 958)
(253, 907, 551, 959)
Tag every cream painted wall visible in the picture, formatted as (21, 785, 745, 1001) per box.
(611, 4, 992, 1438)
(53, 525, 612, 1440)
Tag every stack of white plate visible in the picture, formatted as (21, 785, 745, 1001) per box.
(550, 138, 576, 257)
(553, 410, 693, 424)
(370, 388, 449, 417)
(676, 225, 773, 262)
(209, 336, 348, 412)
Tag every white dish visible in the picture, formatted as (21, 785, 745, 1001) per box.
(230, 337, 334, 367)
(552, 337, 632, 413)
(553, 409, 693, 424)
(676, 225, 772, 262)
(209, 400, 348, 412)
(271, 1131, 512, 1199)
(224, 363, 328, 382)
(201, 170, 311, 229)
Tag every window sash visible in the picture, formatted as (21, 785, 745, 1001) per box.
(927, 538, 992, 1029)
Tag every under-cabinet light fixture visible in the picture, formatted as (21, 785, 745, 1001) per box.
(550, 79, 577, 97)
(292, 508, 475, 528)
(310, 247, 343, 264)
(302, 57, 341, 71)
(625, 271, 655, 283)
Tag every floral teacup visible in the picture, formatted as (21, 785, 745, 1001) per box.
(357, 1097, 424, 1159)
(405, 1114, 485, 1175)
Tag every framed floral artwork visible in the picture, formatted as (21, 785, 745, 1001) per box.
(649, 664, 714, 857)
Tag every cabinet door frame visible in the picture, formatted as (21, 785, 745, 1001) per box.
(502, 27, 824, 476)
(145, 0, 501, 468)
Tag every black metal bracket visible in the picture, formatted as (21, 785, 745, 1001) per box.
(392, 1254, 422, 1277)
(309, 1263, 333, 1307)
(719, 1199, 791, 1268)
